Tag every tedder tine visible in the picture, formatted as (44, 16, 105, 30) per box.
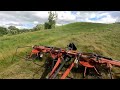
(61, 62, 75, 79)
(109, 67, 113, 79)
(51, 59, 67, 79)
(51, 59, 57, 70)
(83, 67, 87, 78)
(48, 57, 61, 78)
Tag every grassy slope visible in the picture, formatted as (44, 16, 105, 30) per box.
(0, 22, 120, 79)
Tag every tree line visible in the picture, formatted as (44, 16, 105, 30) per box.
(0, 11, 57, 37)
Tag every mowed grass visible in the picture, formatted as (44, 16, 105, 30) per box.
(0, 22, 120, 79)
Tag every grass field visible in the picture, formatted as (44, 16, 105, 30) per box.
(0, 22, 120, 79)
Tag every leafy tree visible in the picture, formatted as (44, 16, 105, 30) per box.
(8, 26, 17, 30)
(44, 22, 51, 29)
(0, 26, 8, 36)
(33, 24, 44, 31)
(8, 26, 19, 35)
(44, 11, 57, 29)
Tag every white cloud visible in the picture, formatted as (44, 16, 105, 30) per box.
(33, 21, 39, 24)
(57, 11, 76, 21)
(56, 23, 62, 26)
(85, 13, 117, 23)
(97, 15, 117, 23)
(33, 11, 49, 19)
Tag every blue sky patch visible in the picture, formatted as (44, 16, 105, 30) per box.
(71, 11, 77, 15)
(23, 23, 35, 29)
(89, 15, 107, 21)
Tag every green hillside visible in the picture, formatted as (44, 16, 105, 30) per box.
(0, 22, 120, 79)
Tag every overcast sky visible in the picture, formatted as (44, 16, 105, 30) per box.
(0, 11, 120, 29)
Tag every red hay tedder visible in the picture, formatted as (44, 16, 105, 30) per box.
(13, 43, 120, 79)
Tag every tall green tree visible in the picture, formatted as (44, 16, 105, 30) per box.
(44, 11, 57, 29)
